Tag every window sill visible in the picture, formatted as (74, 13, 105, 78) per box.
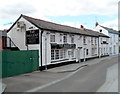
(51, 59, 69, 63)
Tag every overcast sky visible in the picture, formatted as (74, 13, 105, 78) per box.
(0, 0, 119, 30)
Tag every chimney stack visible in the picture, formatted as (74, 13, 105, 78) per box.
(80, 25, 84, 28)
(95, 22, 99, 27)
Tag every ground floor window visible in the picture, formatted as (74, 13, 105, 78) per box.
(63, 49, 66, 58)
(60, 50, 63, 59)
(92, 48, 94, 55)
(92, 48, 97, 55)
(109, 47, 112, 54)
(51, 50, 55, 60)
(55, 50, 59, 59)
(71, 49, 74, 57)
(114, 45, 116, 54)
(51, 49, 66, 60)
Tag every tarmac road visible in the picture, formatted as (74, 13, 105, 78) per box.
(33, 56, 118, 92)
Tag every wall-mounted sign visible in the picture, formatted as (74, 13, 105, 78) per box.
(51, 43, 76, 49)
(26, 29, 39, 44)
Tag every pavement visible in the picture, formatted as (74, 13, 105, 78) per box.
(0, 82, 6, 93)
(44, 56, 114, 73)
(44, 63, 88, 73)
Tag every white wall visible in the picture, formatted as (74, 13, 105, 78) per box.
(108, 33, 119, 55)
(95, 25, 109, 36)
(7, 17, 40, 50)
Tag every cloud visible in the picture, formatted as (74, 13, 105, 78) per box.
(60, 21, 88, 29)
(30, 0, 119, 16)
(102, 19, 118, 30)
(0, 0, 119, 29)
(0, 2, 36, 20)
(0, 0, 119, 18)
(60, 22, 81, 28)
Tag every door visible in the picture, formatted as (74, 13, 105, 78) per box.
(76, 48, 81, 62)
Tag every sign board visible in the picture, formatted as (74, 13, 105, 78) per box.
(51, 44, 76, 49)
(26, 30, 39, 44)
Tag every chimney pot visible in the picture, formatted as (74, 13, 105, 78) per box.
(80, 25, 84, 28)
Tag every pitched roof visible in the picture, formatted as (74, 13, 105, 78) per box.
(0, 30, 7, 36)
(8, 14, 109, 37)
(99, 25, 118, 34)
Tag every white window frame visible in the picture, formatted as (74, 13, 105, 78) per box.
(60, 34, 62, 42)
(71, 35, 74, 44)
(83, 36, 86, 44)
(55, 50, 59, 59)
(51, 49, 55, 60)
(63, 34, 67, 43)
(51, 49, 66, 61)
(50, 34, 55, 43)
(71, 49, 74, 57)
(95, 38, 97, 45)
(91, 37, 93, 44)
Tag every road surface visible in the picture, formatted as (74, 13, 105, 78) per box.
(26, 56, 118, 92)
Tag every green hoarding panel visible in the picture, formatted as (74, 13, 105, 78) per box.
(1, 50, 39, 78)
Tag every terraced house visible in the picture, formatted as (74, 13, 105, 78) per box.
(7, 14, 109, 69)
(0, 30, 7, 51)
(95, 23, 119, 56)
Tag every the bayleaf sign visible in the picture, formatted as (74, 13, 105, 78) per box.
(26, 29, 39, 44)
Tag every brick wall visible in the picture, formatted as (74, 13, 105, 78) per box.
(0, 38, 3, 51)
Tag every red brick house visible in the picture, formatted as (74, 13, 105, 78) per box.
(0, 30, 7, 51)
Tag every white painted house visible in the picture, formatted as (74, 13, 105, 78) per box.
(7, 15, 109, 69)
(95, 23, 119, 56)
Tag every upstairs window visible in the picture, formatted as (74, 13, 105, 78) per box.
(60, 34, 62, 42)
(91, 37, 93, 44)
(83, 36, 86, 44)
(63, 34, 67, 43)
(71, 35, 74, 43)
(101, 37, 102, 42)
(95, 38, 97, 45)
(50, 34, 55, 42)
(86, 49, 89, 55)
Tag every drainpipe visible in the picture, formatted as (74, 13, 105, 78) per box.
(24, 24, 29, 50)
(40, 29, 43, 71)
(84, 48, 86, 62)
(45, 36, 47, 70)
(98, 36, 100, 58)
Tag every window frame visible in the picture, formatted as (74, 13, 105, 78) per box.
(50, 34, 55, 43)
(71, 35, 74, 44)
(63, 34, 67, 43)
(83, 36, 86, 44)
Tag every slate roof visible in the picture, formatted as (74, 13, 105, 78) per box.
(8, 14, 109, 38)
(0, 30, 7, 37)
(99, 25, 118, 34)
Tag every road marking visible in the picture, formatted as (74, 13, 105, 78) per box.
(24, 66, 87, 93)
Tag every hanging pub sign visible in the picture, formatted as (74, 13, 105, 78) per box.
(26, 29, 39, 44)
